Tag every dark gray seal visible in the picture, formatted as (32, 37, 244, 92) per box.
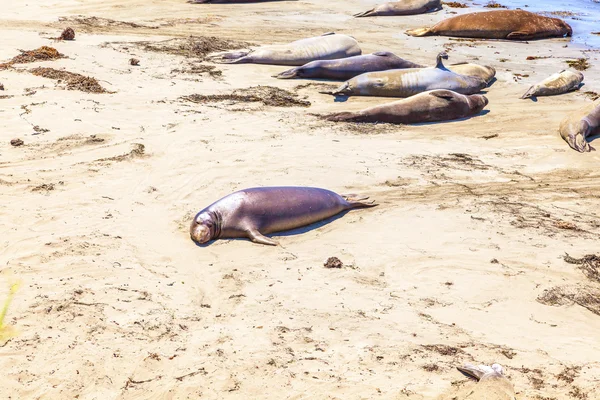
(190, 187, 377, 246)
(274, 52, 423, 80)
(325, 90, 488, 124)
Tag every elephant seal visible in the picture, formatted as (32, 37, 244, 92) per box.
(275, 52, 423, 80)
(406, 10, 572, 40)
(207, 33, 361, 66)
(451, 363, 516, 400)
(354, 0, 442, 17)
(190, 0, 291, 3)
(559, 100, 600, 152)
(190, 187, 377, 246)
(325, 90, 487, 124)
(324, 53, 487, 98)
(521, 70, 584, 99)
(447, 62, 496, 84)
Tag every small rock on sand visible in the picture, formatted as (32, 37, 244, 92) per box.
(10, 138, 24, 147)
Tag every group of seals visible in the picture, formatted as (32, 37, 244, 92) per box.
(208, 33, 361, 66)
(325, 90, 488, 124)
(407, 9, 572, 40)
(324, 53, 488, 98)
(354, 0, 441, 17)
(190, 187, 376, 246)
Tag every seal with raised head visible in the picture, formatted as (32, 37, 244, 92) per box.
(521, 70, 584, 99)
(275, 52, 423, 80)
(406, 9, 572, 40)
(354, 0, 442, 17)
(559, 100, 600, 152)
(325, 90, 488, 124)
(445, 363, 516, 400)
(190, 187, 377, 246)
(447, 62, 496, 84)
(324, 53, 487, 98)
(207, 33, 361, 66)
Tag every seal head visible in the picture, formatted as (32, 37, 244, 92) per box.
(190, 211, 220, 244)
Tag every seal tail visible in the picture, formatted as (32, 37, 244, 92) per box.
(354, 8, 377, 17)
(342, 194, 378, 209)
(521, 86, 536, 99)
(406, 27, 433, 37)
(274, 67, 299, 79)
(206, 50, 252, 64)
(320, 82, 352, 96)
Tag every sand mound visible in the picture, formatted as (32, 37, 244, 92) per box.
(30, 67, 110, 93)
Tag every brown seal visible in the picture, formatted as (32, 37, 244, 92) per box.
(190, 187, 377, 246)
(354, 0, 442, 17)
(406, 10, 572, 40)
(559, 100, 600, 152)
(325, 90, 488, 124)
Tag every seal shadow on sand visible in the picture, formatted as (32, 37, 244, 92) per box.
(194, 210, 356, 247)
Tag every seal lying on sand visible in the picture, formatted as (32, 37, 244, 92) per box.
(447, 62, 496, 84)
(275, 52, 423, 80)
(354, 0, 442, 17)
(190, 0, 292, 3)
(407, 10, 572, 40)
(559, 100, 600, 152)
(325, 90, 487, 124)
(324, 53, 487, 98)
(521, 70, 584, 99)
(453, 363, 516, 400)
(207, 33, 361, 66)
(190, 187, 376, 246)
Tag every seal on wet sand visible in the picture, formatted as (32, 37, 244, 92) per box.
(559, 100, 600, 152)
(354, 0, 442, 17)
(190, 187, 377, 246)
(325, 90, 488, 124)
(207, 33, 361, 66)
(453, 363, 516, 400)
(275, 52, 423, 81)
(323, 53, 487, 98)
(406, 10, 572, 40)
(521, 70, 584, 99)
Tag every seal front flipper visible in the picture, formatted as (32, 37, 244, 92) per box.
(247, 229, 279, 246)
(320, 82, 352, 96)
(429, 90, 456, 101)
(506, 30, 534, 40)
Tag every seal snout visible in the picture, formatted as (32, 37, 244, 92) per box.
(190, 221, 211, 244)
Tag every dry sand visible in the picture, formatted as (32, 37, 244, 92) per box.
(1, 0, 600, 399)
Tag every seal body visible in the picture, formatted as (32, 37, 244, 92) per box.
(190, 0, 290, 3)
(190, 187, 376, 246)
(326, 90, 488, 124)
(354, 0, 442, 17)
(275, 52, 423, 80)
(559, 100, 600, 152)
(406, 10, 572, 40)
(447, 62, 496, 84)
(521, 70, 583, 99)
(208, 33, 361, 66)
(325, 53, 487, 98)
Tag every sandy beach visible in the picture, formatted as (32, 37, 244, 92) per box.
(1, 0, 600, 399)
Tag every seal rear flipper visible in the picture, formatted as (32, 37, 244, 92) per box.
(456, 364, 489, 381)
(354, 8, 377, 18)
(406, 27, 433, 37)
(207, 50, 252, 64)
(521, 86, 536, 100)
(342, 194, 378, 209)
(274, 67, 300, 79)
(247, 229, 279, 246)
(324, 112, 359, 122)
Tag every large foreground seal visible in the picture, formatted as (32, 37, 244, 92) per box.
(450, 363, 516, 400)
(326, 90, 487, 124)
(275, 52, 423, 80)
(207, 33, 361, 66)
(407, 10, 572, 40)
(354, 0, 442, 17)
(521, 70, 583, 99)
(324, 53, 487, 98)
(559, 100, 600, 152)
(190, 187, 377, 246)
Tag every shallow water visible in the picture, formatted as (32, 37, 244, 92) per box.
(468, 0, 600, 48)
